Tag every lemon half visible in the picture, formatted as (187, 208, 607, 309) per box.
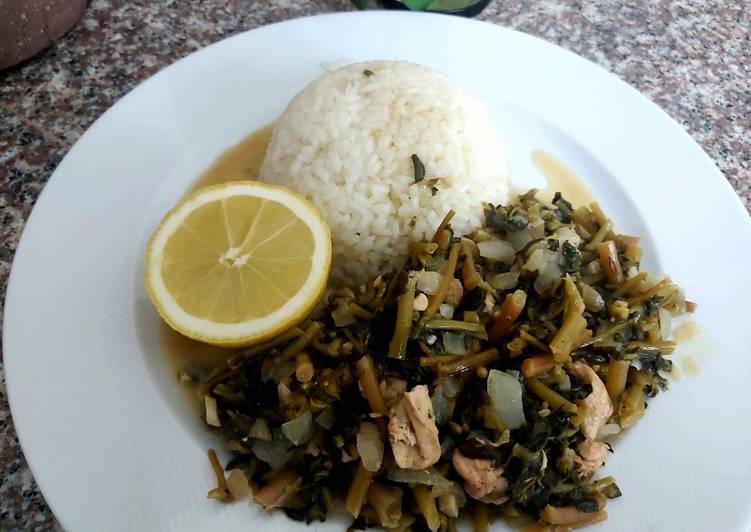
(145, 181, 331, 347)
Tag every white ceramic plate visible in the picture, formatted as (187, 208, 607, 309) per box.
(5, 11, 751, 532)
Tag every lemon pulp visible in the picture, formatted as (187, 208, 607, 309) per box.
(145, 181, 331, 346)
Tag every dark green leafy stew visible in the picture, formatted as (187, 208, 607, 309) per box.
(191, 189, 694, 531)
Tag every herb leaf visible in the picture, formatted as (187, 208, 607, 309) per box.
(484, 204, 529, 232)
(561, 241, 581, 273)
(552, 192, 573, 223)
(411, 154, 426, 184)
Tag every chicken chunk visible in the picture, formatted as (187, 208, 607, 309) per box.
(568, 362, 613, 440)
(451, 449, 508, 500)
(388, 385, 441, 469)
(575, 439, 609, 478)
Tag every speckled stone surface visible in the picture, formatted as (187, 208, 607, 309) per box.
(0, 0, 748, 529)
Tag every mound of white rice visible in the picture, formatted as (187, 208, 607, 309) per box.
(260, 61, 508, 285)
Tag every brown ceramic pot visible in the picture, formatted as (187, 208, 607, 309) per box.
(0, 0, 89, 70)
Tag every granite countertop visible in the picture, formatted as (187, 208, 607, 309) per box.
(0, 0, 748, 529)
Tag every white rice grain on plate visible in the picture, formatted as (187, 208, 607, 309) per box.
(260, 61, 508, 285)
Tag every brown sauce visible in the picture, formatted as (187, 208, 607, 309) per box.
(531, 150, 596, 207)
(165, 123, 274, 373)
(187, 123, 273, 194)
(681, 356, 700, 376)
(161, 321, 234, 376)
(672, 321, 701, 343)
(672, 321, 704, 378)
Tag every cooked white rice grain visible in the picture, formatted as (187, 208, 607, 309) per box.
(260, 61, 508, 285)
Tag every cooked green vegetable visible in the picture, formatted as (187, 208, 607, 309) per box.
(487, 369, 525, 429)
(191, 189, 691, 529)
(488, 289, 526, 342)
(411, 153, 426, 183)
(424, 318, 487, 337)
(423, 244, 460, 318)
(388, 273, 417, 358)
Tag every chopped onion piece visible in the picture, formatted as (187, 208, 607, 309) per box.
(315, 408, 336, 430)
(644, 273, 663, 290)
(534, 261, 562, 295)
(431, 382, 456, 425)
(585, 259, 602, 275)
(227, 469, 250, 501)
(278, 382, 292, 405)
(508, 229, 533, 252)
(282, 411, 313, 446)
(357, 422, 384, 472)
(442, 332, 466, 356)
(597, 423, 622, 439)
(487, 369, 525, 430)
(658, 308, 672, 340)
(262, 358, 294, 383)
(672, 288, 687, 311)
(558, 373, 572, 392)
(555, 227, 582, 248)
(528, 217, 546, 239)
(478, 240, 516, 264)
(442, 377, 462, 399)
(415, 271, 443, 295)
(438, 304, 455, 319)
(580, 283, 605, 312)
(250, 418, 272, 441)
(252, 430, 292, 469)
(524, 247, 548, 272)
(488, 271, 519, 290)
(204, 396, 221, 427)
(227, 440, 246, 453)
(332, 303, 357, 327)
